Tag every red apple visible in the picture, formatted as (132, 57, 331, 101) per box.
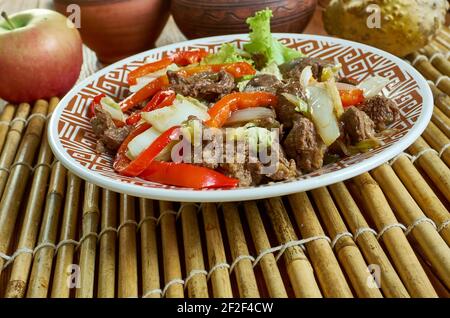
(0, 9, 83, 103)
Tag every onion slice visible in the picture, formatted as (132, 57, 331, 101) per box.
(225, 107, 275, 125)
(357, 76, 389, 98)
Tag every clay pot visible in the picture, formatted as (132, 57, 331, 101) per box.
(171, 0, 317, 39)
(54, 0, 170, 64)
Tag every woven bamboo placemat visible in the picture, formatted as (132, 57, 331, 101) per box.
(0, 28, 449, 299)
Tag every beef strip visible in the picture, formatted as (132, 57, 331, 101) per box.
(279, 57, 334, 81)
(340, 106, 375, 144)
(360, 95, 399, 131)
(244, 74, 281, 94)
(90, 105, 131, 153)
(275, 79, 307, 130)
(168, 70, 235, 101)
(283, 116, 326, 172)
(338, 77, 358, 86)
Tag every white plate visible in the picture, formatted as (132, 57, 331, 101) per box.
(48, 34, 433, 202)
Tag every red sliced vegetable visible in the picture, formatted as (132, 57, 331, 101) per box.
(339, 89, 364, 108)
(114, 125, 180, 177)
(126, 90, 176, 125)
(120, 75, 170, 112)
(178, 62, 255, 78)
(127, 57, 172, 86)
(127, 50, 208, 85)
(88, 93, 106, 118)
(113, 122, 152, 172)
(140, 161, 239, 189)
(170, 49, 208, 66)
(205, 92, 278, 128)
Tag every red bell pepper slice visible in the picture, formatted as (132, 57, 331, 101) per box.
(128, 57, 172, 86)
(126, 90, 176, 125)
(205, 92, 278, 128)
(120, 76, 170, 112)
(114, 125, 181, 177)
(170, 49, 208, 66)
(88, 93, 106, 118)
(139, 161, 239, 189)
(178, 62, 255, 78)
(339, 89, 364, 108)
(127, 50, 208, 85)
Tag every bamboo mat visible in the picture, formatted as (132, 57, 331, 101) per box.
(0, 30, 449, 299)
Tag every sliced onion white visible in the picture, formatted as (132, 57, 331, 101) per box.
(300, 65, 313, 88)
(126, 126, 161, 159)
(306, 86, 340, 146)
(335, 82, 358, 91)
(129, 63, 179, 92)
(323, 78, 344, 118)
(225, 107, 275, 125)
(141, 95, 209, 132)
(357, 76, 389, 98)
(100, 96, 125, 122)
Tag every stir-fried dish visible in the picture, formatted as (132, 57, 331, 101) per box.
(89, 9, 399, 189)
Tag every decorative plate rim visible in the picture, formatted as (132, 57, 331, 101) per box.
(48, 33, 433, 202)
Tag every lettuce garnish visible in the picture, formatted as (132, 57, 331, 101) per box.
(243, 9, 303, 66)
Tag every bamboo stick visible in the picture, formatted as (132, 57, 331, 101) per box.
(159, 200, 184, 298)
(0, 100, 47, 274)
(118, 194, 138, 298)
(0, 104, 15, 153)
(420, 45, 450, 76)
(287, 192, 353, 298)
(429, 42, 450, 57)
(0, 103, 30, 198)
(222, 202, 260, 298)
(139, 198, 161, 298)
(408, 137, 450, 201)
(329, 182, 409, 297)
(243, 201, 288, 298)
(98, 190, 117, 298)
(416, 251, 450, 298)
(50, 172, 82, 298)
(202, 203, 233, 298)
(310, 188, 383, 298)
(4, 98, 59, 297)
(371, 164, 450, 289)
(422, 121, 450, 165)
(428, 82, 450, 118)
(26, 163, 68, 298)
(432, 106, 450, 138)
(76, 183, 100, 298)
(408, 52, 450, 95)
(391, 154, 450, 245)
(263, 197, 322, 298)
(180, 202, 208, 298)
(352, 173, 437, 297)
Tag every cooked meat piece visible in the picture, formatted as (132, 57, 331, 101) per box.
(283, 117, 326, 172)
(220, 149, 297, 187)
(279, 57, 334, 80)
(251, 53, 267, 70)
(340, 106, 375, 144)
(275, 79, 307, 129)
(90, 105, 131, 152)
(244, 74, 281, 94)
(197, 122, 297, 186)
(247, 117, 281, 130)
(360, 95, 399, 131)
(168, 70, 235, 101)
(338, 77, 358, 86)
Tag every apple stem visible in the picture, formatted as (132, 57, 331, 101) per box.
(1, 11, 16, 30)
